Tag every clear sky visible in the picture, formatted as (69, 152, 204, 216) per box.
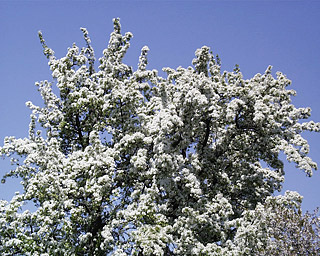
(0, 0, 320, 212)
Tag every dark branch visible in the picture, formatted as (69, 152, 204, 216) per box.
(201, 118, 211, 152)
(75, 113, 85, 149)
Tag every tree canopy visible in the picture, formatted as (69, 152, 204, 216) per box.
(0, 18, 319, 255)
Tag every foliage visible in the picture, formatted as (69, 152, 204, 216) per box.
(0, 18, 319, 255)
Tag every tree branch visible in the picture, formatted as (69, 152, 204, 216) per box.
(75, 113, 85, 149)
(201, 118, 211, 152)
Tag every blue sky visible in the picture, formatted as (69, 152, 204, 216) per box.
(0, 1, 320, 212)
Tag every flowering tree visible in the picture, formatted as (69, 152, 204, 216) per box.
(262, 192, 319, 255)
(0, 18, 319, 255)
(236, 191, 320, 255)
